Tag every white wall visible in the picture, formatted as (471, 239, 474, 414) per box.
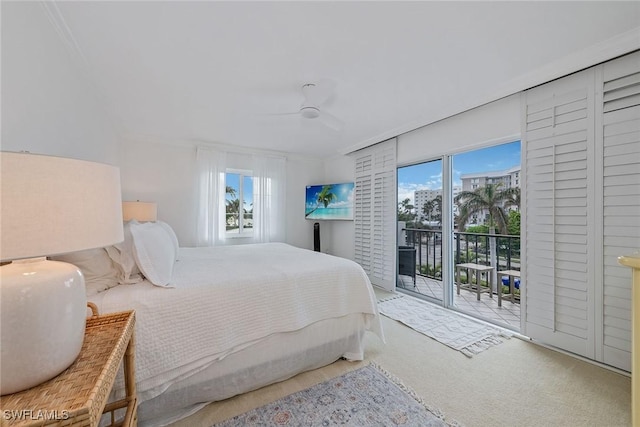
(119, 137, 325, 249)
(1, 2, 119, 165)
(321, 154, 356, 259)
(397, 94, 521, 165)
(286, 157, 327, 250)
(119, 138, 199, 245)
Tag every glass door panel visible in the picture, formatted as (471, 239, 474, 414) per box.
(450, 141, 521, 331)
(397, 159, 444, 303)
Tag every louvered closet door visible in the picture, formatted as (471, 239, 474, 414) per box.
(354, 153, 373, 276)
(522, 69, 596, 357)
(353, 138, 397, 291)
(598, 51, 640, 371)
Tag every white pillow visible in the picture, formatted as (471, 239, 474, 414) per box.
(157, 221, 180, 261)
(129, 222, 177, 287)
(51, 248, 120, 296)
(106, 220, 143, 285)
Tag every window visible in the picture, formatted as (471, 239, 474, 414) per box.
(197, 148, 285, 245)
(225, 170, 253, 236)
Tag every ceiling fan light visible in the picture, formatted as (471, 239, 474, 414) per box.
(300, 106, 320, 119)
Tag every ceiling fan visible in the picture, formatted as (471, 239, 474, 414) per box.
(267, 82, 344, 131)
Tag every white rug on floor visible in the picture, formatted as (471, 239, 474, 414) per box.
(378, 295, 512, 357)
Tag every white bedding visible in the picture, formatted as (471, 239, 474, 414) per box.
(139, 314, 369, 426)
(88, 243, 383, 406)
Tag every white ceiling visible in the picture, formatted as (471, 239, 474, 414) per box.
(50, 1, 640, 158)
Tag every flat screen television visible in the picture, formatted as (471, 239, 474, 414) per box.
(305, 182, 354, 220)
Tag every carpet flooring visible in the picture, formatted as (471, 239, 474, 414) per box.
(212, 363, 458, 426)
(170, 290, 631, 427)
(378, 294, 512, 357)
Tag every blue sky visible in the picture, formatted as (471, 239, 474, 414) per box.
(398, 140, 521, 204)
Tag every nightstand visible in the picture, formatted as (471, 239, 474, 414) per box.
(1, 307, 137, 427)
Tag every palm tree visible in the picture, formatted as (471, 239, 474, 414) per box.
(226, 198, 241, 228)
(305, 185, 337, 217)
(225, 186, 239, 228)
(422, 200, 434, 223)
(504, 187, 521, 212)
(454, 203, 467, 231)
(455, 183, 520, 293)
(421, 196, 442, 225)
(397, 198, 416, 223)
(432, 195, 442, 225)
(454, 183, 518, 234)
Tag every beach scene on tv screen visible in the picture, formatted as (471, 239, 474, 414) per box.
(305, 183, 354, 220)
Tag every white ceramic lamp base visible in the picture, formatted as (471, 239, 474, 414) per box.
(0, 258, 87, 395)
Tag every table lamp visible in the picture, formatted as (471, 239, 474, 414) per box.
(122, 201, 157, 222)
(0, 152, 124, 395)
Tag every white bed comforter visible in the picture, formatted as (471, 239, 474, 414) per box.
(89, 243, 383, 402)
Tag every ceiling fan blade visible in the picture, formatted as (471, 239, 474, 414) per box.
(318, 110, 344, 131)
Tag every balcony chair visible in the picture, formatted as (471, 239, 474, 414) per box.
(398, 245, 417, 287)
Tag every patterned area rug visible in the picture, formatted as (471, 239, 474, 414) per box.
(213, 363, 459, 426)
(378, 295, 512, 357)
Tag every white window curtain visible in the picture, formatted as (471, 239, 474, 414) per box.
(252, 154, 286, 243)
(196, 146, 227, 246)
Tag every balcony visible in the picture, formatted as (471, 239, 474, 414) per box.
(398, 228, 521, 331)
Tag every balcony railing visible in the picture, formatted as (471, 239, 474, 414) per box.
(401, 228, 521, 281)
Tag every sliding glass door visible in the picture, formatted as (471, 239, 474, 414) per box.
(397, 141, 521, 331)
(397, 159, 444, 304)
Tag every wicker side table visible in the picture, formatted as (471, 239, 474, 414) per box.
(1, 308, 136, 427)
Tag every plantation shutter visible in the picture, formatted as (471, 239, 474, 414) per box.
(353, 138, 397, 291)
(522, 50, 639, 371)
(521, 68, 595, 357)
(354, 153, 373, 276)
(598, 51, 640, 371)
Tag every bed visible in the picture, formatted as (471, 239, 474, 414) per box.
(57, 221, 384, 426)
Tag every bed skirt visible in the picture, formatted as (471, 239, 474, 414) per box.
(137, 313, 371, 427)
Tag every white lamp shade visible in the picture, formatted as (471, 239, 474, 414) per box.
(0, 152, 124, 261)
(122, 201, 157, 222)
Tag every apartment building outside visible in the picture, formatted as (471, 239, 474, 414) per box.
(461, 165, 521, 192)
(459, 165, 521, 226)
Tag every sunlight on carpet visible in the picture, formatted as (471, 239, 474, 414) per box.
(378, 294, 512, 357)
(212, 363, 460, 426)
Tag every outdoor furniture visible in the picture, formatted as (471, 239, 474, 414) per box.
(455, 263, 494, 301)
(499, 269, 521, 307)
(398, 246, 417, 287)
